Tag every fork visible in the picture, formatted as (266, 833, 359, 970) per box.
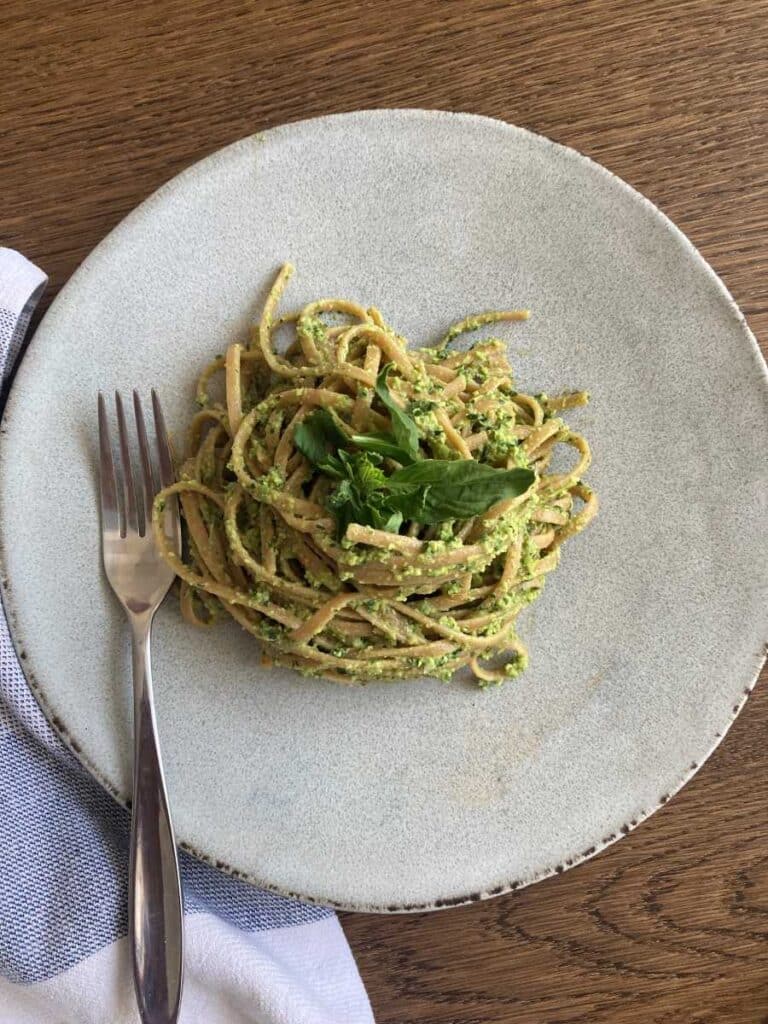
(98, 391, 184, 1024)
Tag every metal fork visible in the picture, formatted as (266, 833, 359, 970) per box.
(98, 391, 184, 1024)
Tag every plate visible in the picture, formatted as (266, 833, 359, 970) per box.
(1, 110, 766, 911)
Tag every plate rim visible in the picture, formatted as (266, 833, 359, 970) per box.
(1, 108, 766, 913)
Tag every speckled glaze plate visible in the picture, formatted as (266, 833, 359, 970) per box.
(1, 111, 766, 911)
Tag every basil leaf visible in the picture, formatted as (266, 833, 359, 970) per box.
(327, 477, 354, 510)
(365, 490, 403, 532)
(326, 452, 405, 537)
(350, 432, 417, 465)
(348, 452, 388, 494)
(294, 409, 347, 477)
(374, 365, 421, 461)
(377, 483, 428, 522)
(390, 460, 535, 524)
(389, 460, 530, 487)
(327, 478, 365, 539)
(380, 510, 404, 533)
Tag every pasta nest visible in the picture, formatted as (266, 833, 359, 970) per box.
(153, 264, 597, 686)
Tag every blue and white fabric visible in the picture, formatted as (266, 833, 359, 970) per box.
(0, 248, 374, 1024)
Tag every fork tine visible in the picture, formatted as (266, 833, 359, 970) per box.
(151, 390, 175, 489)
(115, 392, 139, 535)
(98, 393, 121, 535)
(151, 390, 181, 555)
(133, 391, 154, 535)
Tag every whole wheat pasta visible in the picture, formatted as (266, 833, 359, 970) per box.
(153, 264, 597, 686)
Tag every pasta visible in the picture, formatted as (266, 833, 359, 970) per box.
(152, 263, 597, 686)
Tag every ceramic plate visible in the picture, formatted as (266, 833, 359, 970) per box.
(1, 111, 766, 911)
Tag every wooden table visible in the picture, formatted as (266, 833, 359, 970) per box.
(3, 2, 767, 1021)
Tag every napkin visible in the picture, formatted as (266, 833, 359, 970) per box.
(0, 248, 374, 1024)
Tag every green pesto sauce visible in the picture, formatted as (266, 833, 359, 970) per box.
(404, 653, 457, 681)
(297, 315, 327, 345)
(255, 466, 286, 499)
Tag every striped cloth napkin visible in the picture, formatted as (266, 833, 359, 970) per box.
(0, 248, 374, 1024)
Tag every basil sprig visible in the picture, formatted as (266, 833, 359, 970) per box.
(293, 369, 534, 535)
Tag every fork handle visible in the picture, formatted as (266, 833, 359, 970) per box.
(129, 613, 184, 1024)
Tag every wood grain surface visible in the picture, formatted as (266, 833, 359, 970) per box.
(2, 1, 767, 1021)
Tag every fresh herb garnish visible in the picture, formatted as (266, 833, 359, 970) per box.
(388, 460, 534, 524)
(373, 364, 421, 462)
(295, 366, 421, 471)
(294, 409, 347, 478)
(348, 432, 417, 466)
(293, 381, 534, 536)
(326, 451, 414, 536)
